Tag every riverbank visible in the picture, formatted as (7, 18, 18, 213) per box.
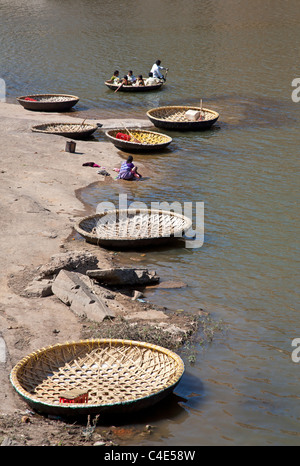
(0, 102, 204, 446)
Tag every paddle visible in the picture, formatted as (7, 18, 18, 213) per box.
(199, 99, 203, 120)
(121, 123, 142, 143)
(79, 119, 86, 131)
(156, 67, 168, 83)
(114, 83, 123, 93)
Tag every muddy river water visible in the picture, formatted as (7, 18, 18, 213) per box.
(1, 0, 300, 445)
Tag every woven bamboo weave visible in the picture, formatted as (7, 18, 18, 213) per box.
(17, 94, 79, 112)
(31, 122, 98, 139)
(147, 106, 219, 131)
(107, 129, 171, 144)
(30, 96, 75, 103)
(148, 106, 218, 121)
(105, 129, 172, 152)
(32, 123, 97, 134)
(18, 94, 78, 103)
(75, 209, 192, 248)
(10, 339, 184, 415)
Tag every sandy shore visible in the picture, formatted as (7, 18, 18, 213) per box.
(0, 102, 196, 426)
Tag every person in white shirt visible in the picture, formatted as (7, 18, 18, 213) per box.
(150, 60, 168, 81)
(145, 72, 160, 86)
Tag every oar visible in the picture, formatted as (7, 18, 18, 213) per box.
(199, 99, 203, 120)
(114, 82, 124, 93)
(122, 123, 142, 143)
(78, 119, 86, 131)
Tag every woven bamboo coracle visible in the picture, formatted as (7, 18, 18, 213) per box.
(75, 209, 192, 248)
(105, 129, 172, 152)
(28, 96, 75, 103)
(17, 94, 79, 111)
(31, 122, 98, 139)
(147, 105, 219, 131)
(10, 339, 184, 416)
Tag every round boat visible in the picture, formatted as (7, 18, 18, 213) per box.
(75, 209, 192, 249)
(105, 80, 163, 92)
(10, 339, 184, 417)
(105, 129, 172, 152)
(31, 122, 98, 139)
(17, 94, 79, 112)
(147, 105, 219, 131)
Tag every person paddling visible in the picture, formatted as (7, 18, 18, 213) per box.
(150, 60, 168, 81)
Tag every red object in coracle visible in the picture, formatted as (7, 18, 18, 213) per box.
(59, 390, 89, 404)
(116, 132, 131, 141)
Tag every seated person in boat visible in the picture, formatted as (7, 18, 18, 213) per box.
(135, 75, 145, 86)
(117, 156, 141, 180)
(150, 60, 168, 81)
(114, 75, 130, 92)
(145, 72, 160, 86)
(121, 75, 129, 85)
(107, 70, 120, 83)
(127, 70, 136, 84)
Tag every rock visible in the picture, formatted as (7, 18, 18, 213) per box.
(0, 335, 7, 363)
(132, 290, 143, 301)
(124, 310, 168, 321)
(21, 415, 30, 423)
(145, 425, 155, 432)
(41, 231, 58, 239)
(1, 436, 20, 446)
(36, 251, 99, 279)
(86, 267, 159, 286)
(198, 309, 209, 316)
(155, 322, 187, 337)
(72, 274, 116, 300)
(52, 270, 115, 322)
(97, 169, 110, 176)
(24, 279, 53, 297)
(101, 291, 116, 300)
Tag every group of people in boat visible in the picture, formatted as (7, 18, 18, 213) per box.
(107, 60, 169, 90)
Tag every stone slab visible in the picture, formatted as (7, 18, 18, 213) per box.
(52, 270, 115, 322)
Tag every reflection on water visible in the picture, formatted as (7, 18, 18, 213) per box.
(2, 0, 300, 446)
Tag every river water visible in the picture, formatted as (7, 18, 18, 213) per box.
(1, 0, 299, 446)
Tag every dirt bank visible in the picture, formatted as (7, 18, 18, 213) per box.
(0, 102, 202, 446)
